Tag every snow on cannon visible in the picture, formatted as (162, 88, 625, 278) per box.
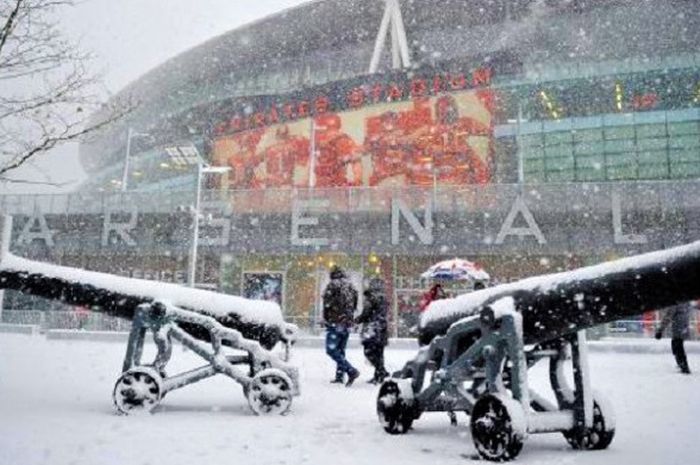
(0, 254, 300, 416)
(377, 241, 700, 461)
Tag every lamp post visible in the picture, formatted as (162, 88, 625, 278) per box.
(121, 128, 150, 191)
(165, 144, 230, 288)
(188, 163, 231, 288)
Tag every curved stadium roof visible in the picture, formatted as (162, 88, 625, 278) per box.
(81, 0, 700, 178)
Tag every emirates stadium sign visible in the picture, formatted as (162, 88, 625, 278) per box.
(208, 64, 499, 190)
(213, 67, 493, 136)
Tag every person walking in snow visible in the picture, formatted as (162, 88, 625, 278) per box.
(655, 301, 695, 374)
(356, 277, 389, 384)
(322, 266, 360, 386)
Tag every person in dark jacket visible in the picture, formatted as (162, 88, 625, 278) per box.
(655, 301, 695, 374)
(356, 277, 389, 384)
(323, 266, 360, 386)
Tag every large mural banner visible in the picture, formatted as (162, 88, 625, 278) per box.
(212, 88, 496, 191)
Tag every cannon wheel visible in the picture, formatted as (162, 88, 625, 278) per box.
(113, 367, 163, 415)
(246, 369, 293, 416)
(377, 379, 417, 434)
(563, 396, 615, 450)
(470, 394, 526, 462)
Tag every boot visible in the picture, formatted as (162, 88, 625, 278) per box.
(330, 374, 345, 384)
(345, 369, 360, 387)
(375, 369, 389, 384)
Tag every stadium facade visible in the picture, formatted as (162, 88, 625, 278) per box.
(2, 0, 700, 335)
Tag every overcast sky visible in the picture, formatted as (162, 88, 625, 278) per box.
(6, 0, 310, 193)
(63, 0, 312, 92)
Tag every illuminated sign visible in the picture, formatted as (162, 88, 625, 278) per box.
(211, 67, 496, 190)
(213, 68, 493, 136)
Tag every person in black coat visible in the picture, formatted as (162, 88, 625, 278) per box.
(323, 266, 360, 386)
(656, 301, 695, 374)
(356, 277, 389, 384)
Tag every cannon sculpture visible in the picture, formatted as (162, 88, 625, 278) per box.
(0, 254, 300, 416)
(377, 241, 700, 461)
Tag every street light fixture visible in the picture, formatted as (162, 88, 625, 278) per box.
(121, 128, 151, 191)
(165, 144, 231, 288)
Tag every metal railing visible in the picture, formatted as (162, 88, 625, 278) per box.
(1, 311, 132, 332)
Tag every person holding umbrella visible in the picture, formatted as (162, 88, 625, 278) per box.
(420, 258, 490, 312)
(419, 283, 447, 312)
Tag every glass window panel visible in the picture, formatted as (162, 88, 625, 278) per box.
(669, 149, 700, 164)
(575, 141, 605, 155)
(638, 164, 669, 179)
(545, 132, 572, 146)
(576, 155, 605, 170)
(546, 169, 574, 182)
(636, 124, 667, 138)
(638, 150, 668, 165)
(668, 122, 699, 137)
(605, 126, 635, 140)
(522, 147, 544, 159)
(524, 158, 545, 173)
(520, 134, 544, 148)
(606, 152, 637, 167)
(605, 139, 636, 152)
(573, 129, 603, 142)
(524, 169, 546, 183)
(545, 146, 573, 158)
(576, 168, 606, 181)
(669, 135, 700, 149)
(607, 165, 638, 180)
(546, 156, 574, 170)
(671, 163, 700, 178)
(636, 138, 667, 151)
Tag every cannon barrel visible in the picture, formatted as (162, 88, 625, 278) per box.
(0, 254, 288, 349)
(420, 241, 700, 346)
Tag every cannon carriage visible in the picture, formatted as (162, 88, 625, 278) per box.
(377, 241, 700, 461)
(0, 254, 300, 416)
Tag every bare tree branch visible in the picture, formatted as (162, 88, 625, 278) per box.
(0, 0, 130, 179)
(0, 0, 23, 56)
(0, 103, 132, 177)
(0, 176, 73, 187)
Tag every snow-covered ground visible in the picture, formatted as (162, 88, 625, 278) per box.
(1, 333, 698, 465)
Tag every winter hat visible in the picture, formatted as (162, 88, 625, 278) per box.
(330, 265, 345, 279)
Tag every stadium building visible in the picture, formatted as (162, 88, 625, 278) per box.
(2, 0, 700, 335)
